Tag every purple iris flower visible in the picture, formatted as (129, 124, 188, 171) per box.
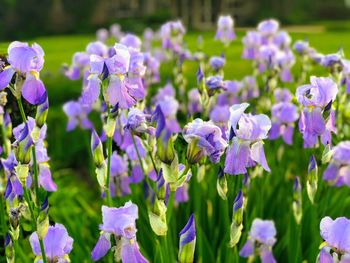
(273, 31, 291, 49)
(160, 20, 186, 53)
(105, 44, 146, 109)
(109, 152, 131, 196)
(296, 76, 338, 148)
(224, 103, 271, 175)
(276, 48, 295, 82)
(342, 59, 350, 93)
(63, 100, 93, 131)
(293, 40, 309, 55)
(144, 52, 160, 84)
(187, 88, 202, 115)
(319, 216, 350, 261)
(110, 23, 123, 40)
(322, 53, 342, 68)
(96, 28, 109, 42)
(0, 41, 47, 105)
(63, 52, 90, 80)
(209, 56, 226, 72)
(206, 75, 224, 91)
(269, 88, 299, 145)
(215, 15, 236, 45)
(242, 31, 262, 60)
(153, 82, 175, 104)
(323, 141, 350, 187)
(86, 41, 108, 57)
(257, 19, 279, 37)
(210, 105, 230, 139)
(217, 80, 241, 106)
(30, 223, 73, 262)
(125, 108, 149, 134)
(183, 118, 228, 164)
(91, 202, 148, 262)
(240, 76, 259, 100)
(120, 34, 142, 51)
(240, 219, 277, 263)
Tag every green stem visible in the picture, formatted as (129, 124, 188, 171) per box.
(31, 147, 40, 207)
(105, 135, 112, 207)
(148, 150, 158, 175)
(17, 99, 26, 122)
(23, 187, 36, 230)
(16, 98, 47, 263)
(39, 239, 47, 263)
(0, 195, 7, 236)
(166, 190, 175, 225)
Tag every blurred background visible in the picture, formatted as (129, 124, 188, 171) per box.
(1, 0, 350, 40)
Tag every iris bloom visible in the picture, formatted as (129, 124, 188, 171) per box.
(296, 76, 338, 148)
(269, 88, 299, 145)
(215, 15, 236, 45)
(63, 100, 93, 131)
(240, 219, 277, 263)
(30, 223, 73, 262)
(0, 41, 47, 105)
(160, 20, 186, 53)
(91, 201, 148, 262)
(224, 103, 271, 175)
(183, 119, 228, 164)
(323, 141, 350, 187)
(319, 216, 350, 262)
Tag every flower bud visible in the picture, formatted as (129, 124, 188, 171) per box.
(148, 197, 168, 236)
(95, 162, 107, 188)
(186, 139, 203, 165)
(307, 155, 318, 204)
(91, 130, 105, 166)
(292, 177, 302, 224)
(15, 124, 33, 164)
(103, 116, 116, 138)
(229, 190, 244, 247)
(216, 167, 227, 200)
(178, 214, 196, 263)
(36, 212, 49, 240)
(15, 163, 29, 186)
(157, 136, 175, 165)
(35, 98, 49, 127)
(321, 144, 333, 164)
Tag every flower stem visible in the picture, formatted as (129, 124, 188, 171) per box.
(105, 135, 113, 207)
(39, 238, 47, 263)
(16, 98, 47, 263)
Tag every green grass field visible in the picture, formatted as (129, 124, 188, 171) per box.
(2, 28, 350, 262)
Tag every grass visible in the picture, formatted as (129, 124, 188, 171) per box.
(1, 26, 350, 262)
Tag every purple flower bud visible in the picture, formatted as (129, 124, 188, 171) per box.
(233, 190, 244, 212)
(196, 67, 204, 85)
(178, 214, 196, 263)
(293, 40, 309, 55)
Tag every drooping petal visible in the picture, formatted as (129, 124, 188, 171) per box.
(91, 234, 111, 261)
(0, 67, 15, 90)
(22, 74, 47, 105)
(251, 141, 270, 172)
